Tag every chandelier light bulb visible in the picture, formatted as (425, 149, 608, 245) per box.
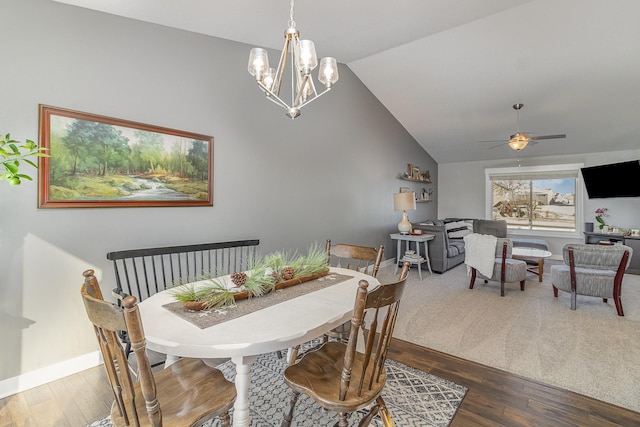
(296, 40, 318, 73)
(262, 68, 276, 91)
(318, 57, 338, 87)
(248, 48, 269, 79)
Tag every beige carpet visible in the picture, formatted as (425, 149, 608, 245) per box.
(378, 261, 640, 412)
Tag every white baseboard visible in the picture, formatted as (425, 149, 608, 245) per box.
(0, 351, 102, 399)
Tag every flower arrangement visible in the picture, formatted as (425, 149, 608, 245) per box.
(170, 242, 329, 310)
(595, 207, 609, 230)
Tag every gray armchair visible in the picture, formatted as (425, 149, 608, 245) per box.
(466, 237, 527, 297)
(551, 244, 633, 316)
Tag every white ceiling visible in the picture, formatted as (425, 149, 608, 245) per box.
(52, 0, 640, 164)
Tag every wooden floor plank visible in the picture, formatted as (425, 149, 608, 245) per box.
(386, 338, 640, 427)
(2, 339, 639, 426)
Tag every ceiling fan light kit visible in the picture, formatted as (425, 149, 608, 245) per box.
(247, 0, 339, 119)
(483, 103, 566, 151)
(508, 132, 529, 151)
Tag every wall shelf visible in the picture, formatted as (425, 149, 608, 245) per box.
(398, 176, 432, 184)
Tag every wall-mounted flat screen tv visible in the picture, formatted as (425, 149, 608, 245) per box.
(581, 160, 640, 199)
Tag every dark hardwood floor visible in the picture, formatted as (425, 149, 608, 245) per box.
(388, 339, 640, 427)
(2, 339, 639, 426)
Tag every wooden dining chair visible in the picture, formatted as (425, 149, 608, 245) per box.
(281, 261, 410, 427)
(324, 240, 385, 343)
(80, 270, 236, 427)
(326, 239, 384, 278)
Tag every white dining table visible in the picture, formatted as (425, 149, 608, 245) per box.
(137, 267, 379, 427)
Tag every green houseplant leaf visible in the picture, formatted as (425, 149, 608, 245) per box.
(0, 133, 49, 185)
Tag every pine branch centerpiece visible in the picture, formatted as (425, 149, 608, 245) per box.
(170, 243, 329, 311)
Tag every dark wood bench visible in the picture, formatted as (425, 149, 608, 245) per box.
(106, 239, 260, 360)
(107, 239, 260, 302)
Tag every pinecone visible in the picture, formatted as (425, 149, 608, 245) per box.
(281, 266, 295, 280)
(272, 271, 282, 283)
(230, 271, 247, 287)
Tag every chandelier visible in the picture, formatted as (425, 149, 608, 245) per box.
(247, 0, 339, 119)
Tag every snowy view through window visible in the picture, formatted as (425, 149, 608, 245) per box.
(491, 178, 576, 231)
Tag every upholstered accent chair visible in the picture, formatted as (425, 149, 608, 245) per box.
(466, 236, 527, 297)
(550, 244, 633, 316)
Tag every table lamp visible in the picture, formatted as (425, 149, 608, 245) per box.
(394, 192, 416, 234)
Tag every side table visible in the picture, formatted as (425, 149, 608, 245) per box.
(512, 247, 552, 282)
(390, 233, 434, 280)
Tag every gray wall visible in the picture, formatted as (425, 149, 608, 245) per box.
(438, 148, 640, 255)
(0, 0, 436, 384)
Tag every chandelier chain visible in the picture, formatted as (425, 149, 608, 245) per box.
(288, 0, 296, 28)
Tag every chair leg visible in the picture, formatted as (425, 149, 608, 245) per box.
(571, 291, 577, 310)
(286, 346, 300, 366)
(520, 280, 525, 291)
(469, 268, 476, 289)
(614, 296, 625, 317)
(553, 286, 558, 297)
(500, 280, 505, 297)
(376, 396, 395, 427)
(280, 391, 300, 427)
(219, 411, 232, 427)
(357, 403, 379, 427)
(338, 413, 350, 427)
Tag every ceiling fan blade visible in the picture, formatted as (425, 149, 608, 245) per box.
(487, 142, 510, 149)
(530, 134, 566, 140)
(479, 139, 508, 143)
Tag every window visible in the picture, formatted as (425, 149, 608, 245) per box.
(485, 164, 583, 235)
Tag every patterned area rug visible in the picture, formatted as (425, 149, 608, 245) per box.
(88, 348, 466, 426)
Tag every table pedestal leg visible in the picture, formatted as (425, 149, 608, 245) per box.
(231, 355, 258, 427)
(164, 354, 179, 367)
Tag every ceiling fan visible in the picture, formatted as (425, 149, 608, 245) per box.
(481, 103, 566, 151)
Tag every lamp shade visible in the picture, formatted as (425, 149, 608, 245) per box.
(394, 192, 416, 211)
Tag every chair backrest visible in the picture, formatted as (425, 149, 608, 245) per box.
(81, 269, 161, 426)
(495, 238, 513, 258)
(563, 243, 633, 270)
(325, 239, 384, 278)
(107, 239, 260, 302)
(339, 262, 410, 401)
(474, 219, 507, 238)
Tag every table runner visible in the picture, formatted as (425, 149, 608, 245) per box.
(162, 272, 354, 329)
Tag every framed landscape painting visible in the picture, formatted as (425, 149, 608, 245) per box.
(38, 105, 213, 208)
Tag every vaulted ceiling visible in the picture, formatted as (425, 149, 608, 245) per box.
(52, 0, 640, 164)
